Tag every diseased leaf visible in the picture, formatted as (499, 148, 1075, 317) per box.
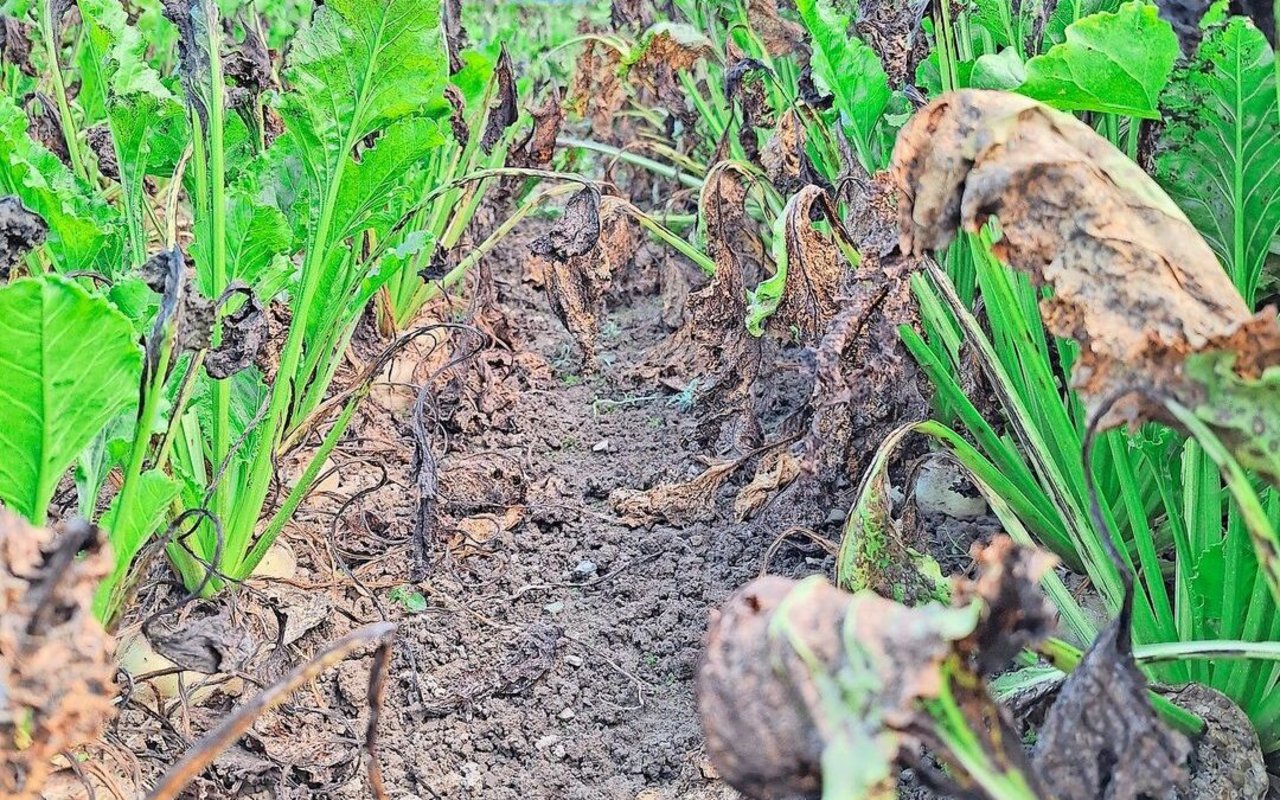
(746, 185, 853, 339)
(1018, 1, 1179, 118)
(0, 275, 142, 523)
(0, 195, 46, 277)
(746, 0, 805, 56)
(1156, 15, 1280, 305)
(0, 95, 119, 273)
(480, 44, 517, 153)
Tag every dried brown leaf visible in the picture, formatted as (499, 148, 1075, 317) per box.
(1033, 616, 1191, 799)
(761, 108, 825, 196)
(698, 540, 1047, 800)
(507, 87, 564, 170)
(24, 92, 69, 166)
(747, 0, 806, 56)
(444, 85, 469, 148)
(611, 460, 739, 527)
(567, 38, 625, 140)
(481, 45, 518, 154)
(893, 90, 1280, 454)
(442, 0, 466, 74)
(0, 15, 35, 76)
(206, 287, 267, 379)
(769, 185, 852, 340)
(0, 514, 115, 800)
(733, 450, 801, 522)
(855, 0, 929, 86)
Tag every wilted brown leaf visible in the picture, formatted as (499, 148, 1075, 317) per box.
(761, 108, 826, 196)
(611, 460, 739, 527)
(769, 185, 852, 340)
(532, 190, 636, 363)
(747, 0, 806, 56)
(0, 15, 35, 76)
(442, 0, 466, 74)
(481, 45, 518, 153)
(855, 0, 929, 86)
(893, 90, 1280, 479)
(567, 38, 626, 140)
(639, 164, 764, 454)
(733, 450, 801, 522)
(24, 92, 69, 166)
(507, 87, 564, 170)
(1033, 615, 1191, 800)
(1, 514, 115, 800)
(444, 85, 469, 148)
(206, 286, 267, 379)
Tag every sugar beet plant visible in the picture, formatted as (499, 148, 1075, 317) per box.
(0, 0, 525, 625)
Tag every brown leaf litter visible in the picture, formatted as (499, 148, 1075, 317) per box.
(1, 513, 115, 800)
(0, 196, 46, 279)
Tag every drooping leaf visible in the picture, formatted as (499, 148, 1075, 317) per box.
(0, 95, 119, 272)
(795, 0, 891, 170)
(971, 47, 1027, 90)
(1018, 1, 1179, 118)
(0, 275, 142, 523)
(1156, 15, 1280, 305)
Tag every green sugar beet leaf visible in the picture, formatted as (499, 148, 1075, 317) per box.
(1019, 1, 1178, 118)
(795, 0, 891, 171)
(1156, 16, 1280, 307)
(0, 276, 142, 524)
(0, 95, 120, 273)
(1186, 353, 1280, 487)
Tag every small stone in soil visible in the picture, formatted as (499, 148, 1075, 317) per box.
(544, 601, 565, 614)
(565, 654, 584, 668)
(592, 439, 611, 452)
(558, 707, 576, 720)
(572, 560, 597, 580)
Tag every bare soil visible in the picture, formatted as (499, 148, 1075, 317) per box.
(113, 223, 840, 799)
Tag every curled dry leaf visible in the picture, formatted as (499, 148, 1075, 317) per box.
(639, 164, 764, 454)
(442, 0, 466, 74)
(163, 0, 213, 126)
(444, 85, 469, 148)
(0, 15, 35, 77)
(141, 247, 214, 376)
(610, 0, 654, 31)
(85, 124, 119, 180)
(724, 58, 773, 163)
(533, 189, 635, 363)
(894, 89, 1280, 483)
(698, 538, 1047, 800)
(567, 37, 626, 140)
(0, 196, 47, 279)
(837, 423, 948, 604)
(611, 459, 740, 527)
(746, 0, 806, 56)
(732, 450, 801, 522)
(1, 513, 115, 800)
(760, 108, 826, 196)
(763, 185, 852, 340)
(143, 600, 257, 674)
(206, 286, 267, 379)
(507, 86, 564, 170)
(854, 0, 929, 86)
(24, 92, 69, 166)
(481, 45, 518, 154)
(223, 14, 273, 111)
(1033, 615, 1191, 799)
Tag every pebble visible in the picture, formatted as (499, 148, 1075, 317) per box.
(592, 439, 612, 452)
(535, 734, 560, 750)
(558, 707, 576, 720)
(544, 600, 565, 615)
(572, 560, 597, 579)
(564, 654, 584, 668)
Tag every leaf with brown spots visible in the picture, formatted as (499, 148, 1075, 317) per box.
(566, 38, 626, 140)
(611, 459, 740, 527)
(894, 89, 1280, 484)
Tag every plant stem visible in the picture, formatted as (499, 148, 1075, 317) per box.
(557, 136, 704, 190)
(39, 3, 89, 184)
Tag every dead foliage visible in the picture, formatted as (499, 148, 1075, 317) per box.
(25, 92, 69, 166)
(442, 0, 466, 74)
(507, 87, 564, 171)
(611, 460, 740, 527)
(761, 108, 825, 196)
(85, 124, 119, 180)
(639, 164, 764, 454)
(697, 538, 1050, 799)
(222, 13, 273, 113)
(610, 0, 654, 31)
(770, 186, 852, 340)
(733, 450, 800, 522)
(0, 15, 35, 76)
(746, 0, 806, 56)
(532, 188, 635, 364)
(0, 196, 47, 279)
(894, 89, 1280, 482)
(205, 286, 267, 379)
(854, 0, 929, 86)
(481, 45, 518, 154)
(567, 37, 626, 140)
(724, 58, 773, 163)
(1, 513, 115, 800)
(1034, 614, 1191, 799)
